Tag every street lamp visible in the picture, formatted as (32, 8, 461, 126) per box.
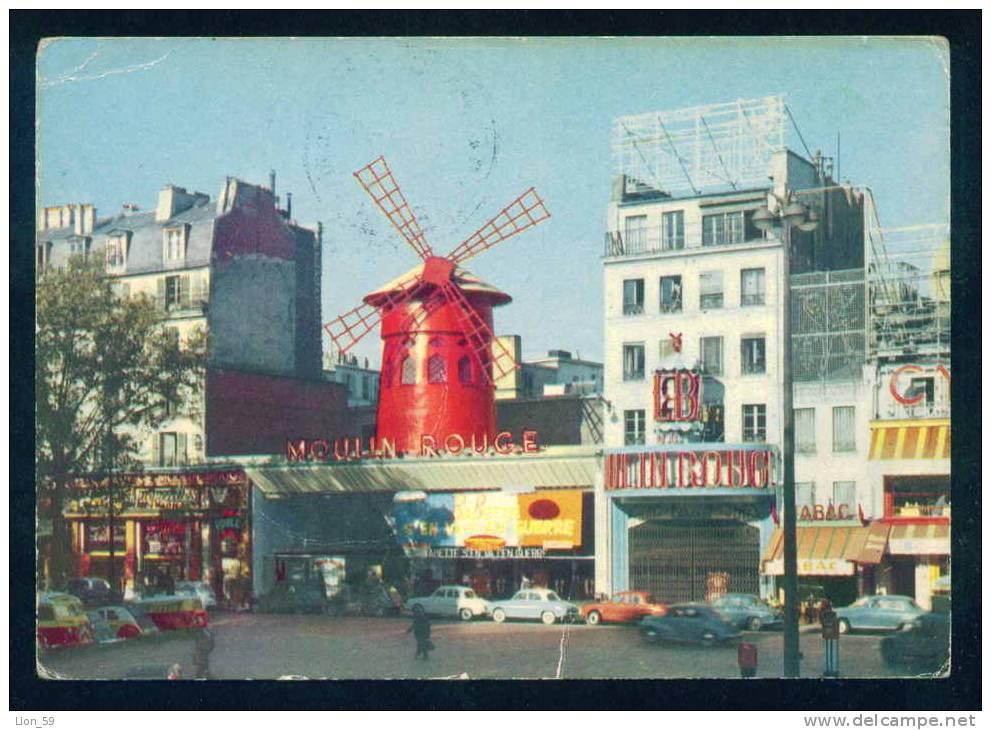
(753, 190, 819, 678)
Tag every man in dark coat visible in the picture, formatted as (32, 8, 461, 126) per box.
(406, 612, 433, 660)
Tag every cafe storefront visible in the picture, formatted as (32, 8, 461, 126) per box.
(63, 467, 251, 602)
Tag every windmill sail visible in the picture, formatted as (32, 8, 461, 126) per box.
(354, 155, 434, 260)
(446, 187, 550, 265)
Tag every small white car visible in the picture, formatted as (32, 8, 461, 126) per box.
(488, 587, 581, 625)
(405, 585, 490, 621)
(175, 581, 217, 610)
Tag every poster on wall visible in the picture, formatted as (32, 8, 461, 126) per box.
(392, 490, 583, 553)
(84, 521, 126, 551)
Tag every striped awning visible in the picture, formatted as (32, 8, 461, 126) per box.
(887, 522, 950, 555)
(869, 419, 950, 460)
(763, 523, 891, 568)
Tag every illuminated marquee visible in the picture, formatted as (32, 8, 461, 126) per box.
(604, 448, 777, 490)
(286, 430, 540, 462)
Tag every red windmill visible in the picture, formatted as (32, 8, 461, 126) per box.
(325, 156, 551, 455)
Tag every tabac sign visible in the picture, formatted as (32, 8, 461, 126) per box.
(605, 445, 777, 491)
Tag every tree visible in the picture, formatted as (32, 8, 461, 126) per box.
(35, 258, 206, 588)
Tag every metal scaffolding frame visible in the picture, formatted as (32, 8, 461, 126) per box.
(612, 96, 790, 197)
(866, 217, 950, 361)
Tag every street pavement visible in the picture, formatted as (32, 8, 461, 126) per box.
(39, 612, 939, 680)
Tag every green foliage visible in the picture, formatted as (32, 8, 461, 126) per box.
(35, 257, 207, 584)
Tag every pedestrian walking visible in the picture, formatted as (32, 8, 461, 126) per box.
(406, 612, 434, 660)
(193, 627, 214, 679)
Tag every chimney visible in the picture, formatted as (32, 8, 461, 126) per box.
(156, 185, 198, 222)
(286, 192, 292, 220)
(74, 204, 95, 235)
(269, 170, 276, 194)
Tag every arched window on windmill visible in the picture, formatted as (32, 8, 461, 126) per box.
(427, 354, 447, 384)
(458, 355, 472, 385)
(400, 354, 417, 385)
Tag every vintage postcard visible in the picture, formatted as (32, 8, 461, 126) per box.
(33, 35, 953, 684)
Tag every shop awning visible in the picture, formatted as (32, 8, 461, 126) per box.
(887, 523, 950, 555)
(244, 450, 600, 497)
(762, 523, 891, 576)
(869, 420, 950, 460)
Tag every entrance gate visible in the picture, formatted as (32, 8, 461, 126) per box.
(629, 520, 760, 603)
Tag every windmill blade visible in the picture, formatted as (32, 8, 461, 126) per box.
(446, 187, 550, 265)
(323, 272, 424, 353)
(437, 280, 519, 386)
(354, 156, 434, 260)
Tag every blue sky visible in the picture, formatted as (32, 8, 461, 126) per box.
(37, 37, 949, 365)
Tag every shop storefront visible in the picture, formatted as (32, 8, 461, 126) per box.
(393, 488, 595, 599)
(64, 468, 251, 602)
(762, 522, 890, 607)
(244, 445, 600, 602)
(602, 443, 778, 604)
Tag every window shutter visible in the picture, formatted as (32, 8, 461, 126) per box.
(179, 275, 191, 309)
(177, 433, 188, 464)
(156, 277, 166, 310)
(151, 434, 160, 466)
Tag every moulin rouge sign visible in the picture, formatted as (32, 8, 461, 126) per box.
(286, 430, 541, 463)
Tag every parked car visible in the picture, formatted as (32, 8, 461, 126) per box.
(65, 577, 123, 608)
(37, 593, 94, 650)
(880, 612, 950, 672)
(836, 595, 925, 633)
(488, 587, 580, 625)
(405, 585, 490, 621)
(123, 663, 183, 680)
(175, 581, 217, 610)
(581, 591, 668, 625)
(710, 593, 783, 631)
(130, 595, 209, 630)
(640, 603, 741, 646)
(329, 584, 405, 617)
(87, 605, 148, 642)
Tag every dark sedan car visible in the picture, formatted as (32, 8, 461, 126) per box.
(880, 612, 950, 673)
(710, 593, 783, 631)
(640, 603, 741, 646)
(65, 577, 123, 608)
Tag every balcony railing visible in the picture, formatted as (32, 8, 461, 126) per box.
(604, 225, 767, 258)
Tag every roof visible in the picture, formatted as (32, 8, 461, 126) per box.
(363, 262, 511, 307)
(245, 447, 599, 497)
(39, 199, 218, 275)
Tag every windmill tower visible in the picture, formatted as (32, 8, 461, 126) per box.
(325, 156, 550, 454)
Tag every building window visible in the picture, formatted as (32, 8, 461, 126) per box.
(700, 336, 723, 375)
(659, 275, 682, 313)
(908, 377, 935, 406)
(702, 211, 744, 247)
(458, 356, 472, 385)
(162, 275, 187, 310)
(795, 408, 816, 454)
(105, 235, 127, 272)
(662, 210, 684, 250)
(702, 402, 725, 442)
(699, 271, 723, 309)
(362, 375, 371, 400)
(427, 354, 447, 384)
(37, 241, 53, 271)
(740, 268, 766, 306)
(163, 227, 186, 263)
(659, 337, 677, 361)
(832, 481, 856, 511)
(400, 355, 417, 385)
(622, 343, 645, 381)
(796, 482, 816, 512)
(742, 404, 766, 442)
(832, 406, 856, 452)
(624, 215, 647, 252)
(741, 336, 766, 374)
(624, 409, 646, 446)
(622, 279, 644, 315)
(885, 476, 950, 519)
(158, 432, 187, 467)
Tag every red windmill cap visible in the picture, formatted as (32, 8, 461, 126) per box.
(362, 261, 512, 308)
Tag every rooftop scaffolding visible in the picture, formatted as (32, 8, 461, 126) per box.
(866, 217, 950, 361)
(612, 95, 797, 198)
